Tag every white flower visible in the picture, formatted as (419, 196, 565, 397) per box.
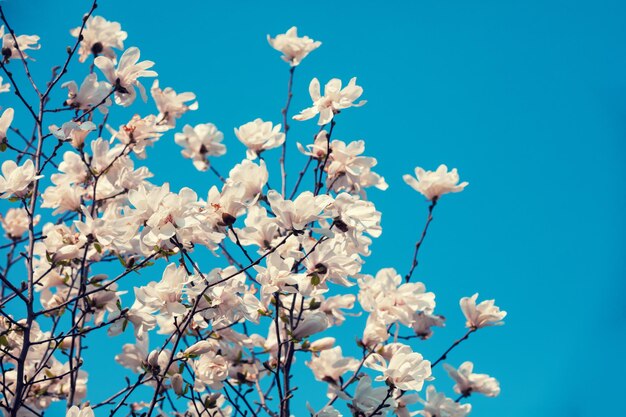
(325, 138, 388, 195)
(255, 252, 299, 295)
(358, 268, 435, 326)
(0, 107, 14, 141)
(351, 375, 390, 415)
(292, 311, 330, 339)
(411, 311, 446, 340)
(0, 159, 42, 199)
(115, 337, 148, 373)
(444, 361, 501, 397)
(174, 123, 226, 171)
(418, 386, 472, 417)
(460, 293, 506, 329)
(49, 120, 96, 149)
(134, 263, 188, 316)
(151, 80, 198, 127)
(267, 190, 332, 231)
(193, 351, 229, 390)
(267, 26, 321, 66)
(108, 114, 167, 159)
(403, 165, 468, 201)
(366, 344, 432, 391)
(66, 405, 95, 417)
(0, 208, 40, 239)
(71, 15, 127, 63)
(1, 25, 40, 61)
(62, 73, 112, 113)
(294, 77, 366, 125)
(307, 346, 358, 383)
(95, 47, 157, 106)
(234, 119, 285, 159)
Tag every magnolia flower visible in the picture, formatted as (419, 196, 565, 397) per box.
(134, 263, 188, 316)
(115, 337, 148, 373)
(0, 208, 40, 239)
(95, 47, 157, 106)
(174, 123, 226, 171)
(1, 25, 40, 62)
(267, 26, 321, 66)
(151, 80, 198, 127)
(418, 386, 472, 417)
(358, 268, 435, 326)
(444, 361, 501, 397)
(0, 76, 9, 93)
(403, 165, 468, 201)
(0, 107, 14, 141)
(108, 114, 167, 159)
(49, 121, 96, 149)
(71, 15, 127, 63)
(294, 77, 366, 125)
(366, 344, 432, 391)
(351, 375, 390, 415)
(267, 190, 332, 231)
(66, 405, 95, 417)
(194, 352, 229, 390)
(307, 346, 358, 383)
(411, 311, 446, 340)
(62, 73, 112, 113)
(0, 159, 42, 199)
(292, 311, 330, 339)
(460, 293, 506, 329)
(234, 119, 285, 159)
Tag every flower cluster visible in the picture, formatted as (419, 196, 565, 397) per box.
(0, 12, 506, 417)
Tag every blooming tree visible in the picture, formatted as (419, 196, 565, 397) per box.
(0, 3, 507, 417)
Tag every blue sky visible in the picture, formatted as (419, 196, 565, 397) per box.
(2, 0, 626, 416)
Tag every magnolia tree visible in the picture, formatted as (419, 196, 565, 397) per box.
(0, 3, 507, 417)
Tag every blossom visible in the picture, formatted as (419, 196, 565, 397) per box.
(193, 351, 229, 390)
(151, 80, 198, 127)
(292, 311, 330, 339)
(403, 165, 468, 201)
(134, 263, 188, 316)
(0, 208, 40, 239)
(71, 15, 127, 63)
(417, 386, 472, 417)
(0, 159, 42, 199)
(267, 190, 332, 231)
(444, 361, 501, 397)
(358, 268, 435, 326)
(0, 107, 14, 142)
(95, 46, 157, 106)
(108, 114, 167, 158)
(267, 26, 321, 66)
(234, 118, 285, 159)
(174, 123, 226, 171)
(1, 25, 40, 61)
(307, 346, 358, 383)
(411, 311, 446, 340)
(294, 77, 366, 125)
(49, 120, 96, 149)
(460, 293, 506, 329)
(62, 73, 112, 113)
(366, 344, 432, 391)
(350, 375, 390, 415)
(66, 405, 95, 417)
(324, 138, 388, 195)
(0, 208, 39, 239)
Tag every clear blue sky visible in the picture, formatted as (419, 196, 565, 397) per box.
(3, 1, 626, 416)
